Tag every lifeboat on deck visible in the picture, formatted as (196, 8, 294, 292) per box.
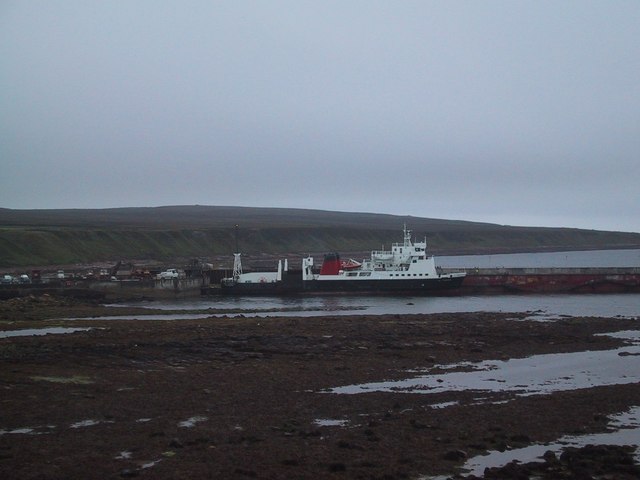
(341, 259, 362, 270)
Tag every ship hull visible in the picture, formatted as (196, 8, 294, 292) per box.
(211, 275, 464, 296)
(302, 275, 465, 294)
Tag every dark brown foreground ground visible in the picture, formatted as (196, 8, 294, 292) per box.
(1, 297, 639, 479)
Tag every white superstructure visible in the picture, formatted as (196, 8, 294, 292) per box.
(303, 225, 465, 283)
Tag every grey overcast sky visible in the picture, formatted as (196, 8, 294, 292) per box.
(1, 1, 639, 232)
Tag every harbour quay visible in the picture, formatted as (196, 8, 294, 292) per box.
(452, 267, 640, 294)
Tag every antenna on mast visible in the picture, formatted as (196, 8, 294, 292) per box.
(403, 223, 411, 246)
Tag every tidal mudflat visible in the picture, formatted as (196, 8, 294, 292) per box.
(1, 296, 639, 479)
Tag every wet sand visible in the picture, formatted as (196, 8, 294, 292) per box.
(1, 297, 639, 479)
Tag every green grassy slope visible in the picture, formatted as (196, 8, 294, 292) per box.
(1, 206, 639, 267)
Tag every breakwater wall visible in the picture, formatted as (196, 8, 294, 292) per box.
(448, 267, 640, 294)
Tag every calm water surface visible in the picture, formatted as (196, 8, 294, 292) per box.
(114, 293, 640, 319)
(436, 248, 640, 269)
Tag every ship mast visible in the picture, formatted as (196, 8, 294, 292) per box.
(403, 223, 412, 247)
(232, 224, 243, 279)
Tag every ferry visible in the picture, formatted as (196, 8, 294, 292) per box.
(218, 226, 465, 295)
(301, 226, 466, 293)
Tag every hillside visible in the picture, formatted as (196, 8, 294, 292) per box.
(1, 206, 639, 268)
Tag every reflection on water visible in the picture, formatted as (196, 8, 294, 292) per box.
(0, 327, 92, 338)
(328, 330, 640, 398)
(110, 293, 640, 319)
(141, 459, 162, 469)
(330, 343, 640, 397)
(0, 425, 55, 436)
(458, 406, 640, 476)
(70, 419, 103, 429)
(314, 418, 349, 427)
(178, 416, 208, 428)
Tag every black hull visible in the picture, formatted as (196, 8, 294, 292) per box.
(206, 274, 465, 296)
(302, 276, 465, 294)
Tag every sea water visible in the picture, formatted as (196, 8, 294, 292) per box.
(108, 293, 640, 319)
(436, 248, 640, 269)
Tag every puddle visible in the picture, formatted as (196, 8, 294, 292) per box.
(328, 331, 640, 398)
(314, 419, 349, 427)
(115, 451, 132, 460)
(70, 419, 105, 429)
(0, 327, 92, 338)
(429, 401, 459, 409)
(141, 459, 162, 469)
(459, 406, 640, 476)
(31, 375, 93, 384)
(597, 330, 640, 341)
(178, 416, 207, 428)
(330, 345, 640, 397)
(0, 425, 55, 436)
